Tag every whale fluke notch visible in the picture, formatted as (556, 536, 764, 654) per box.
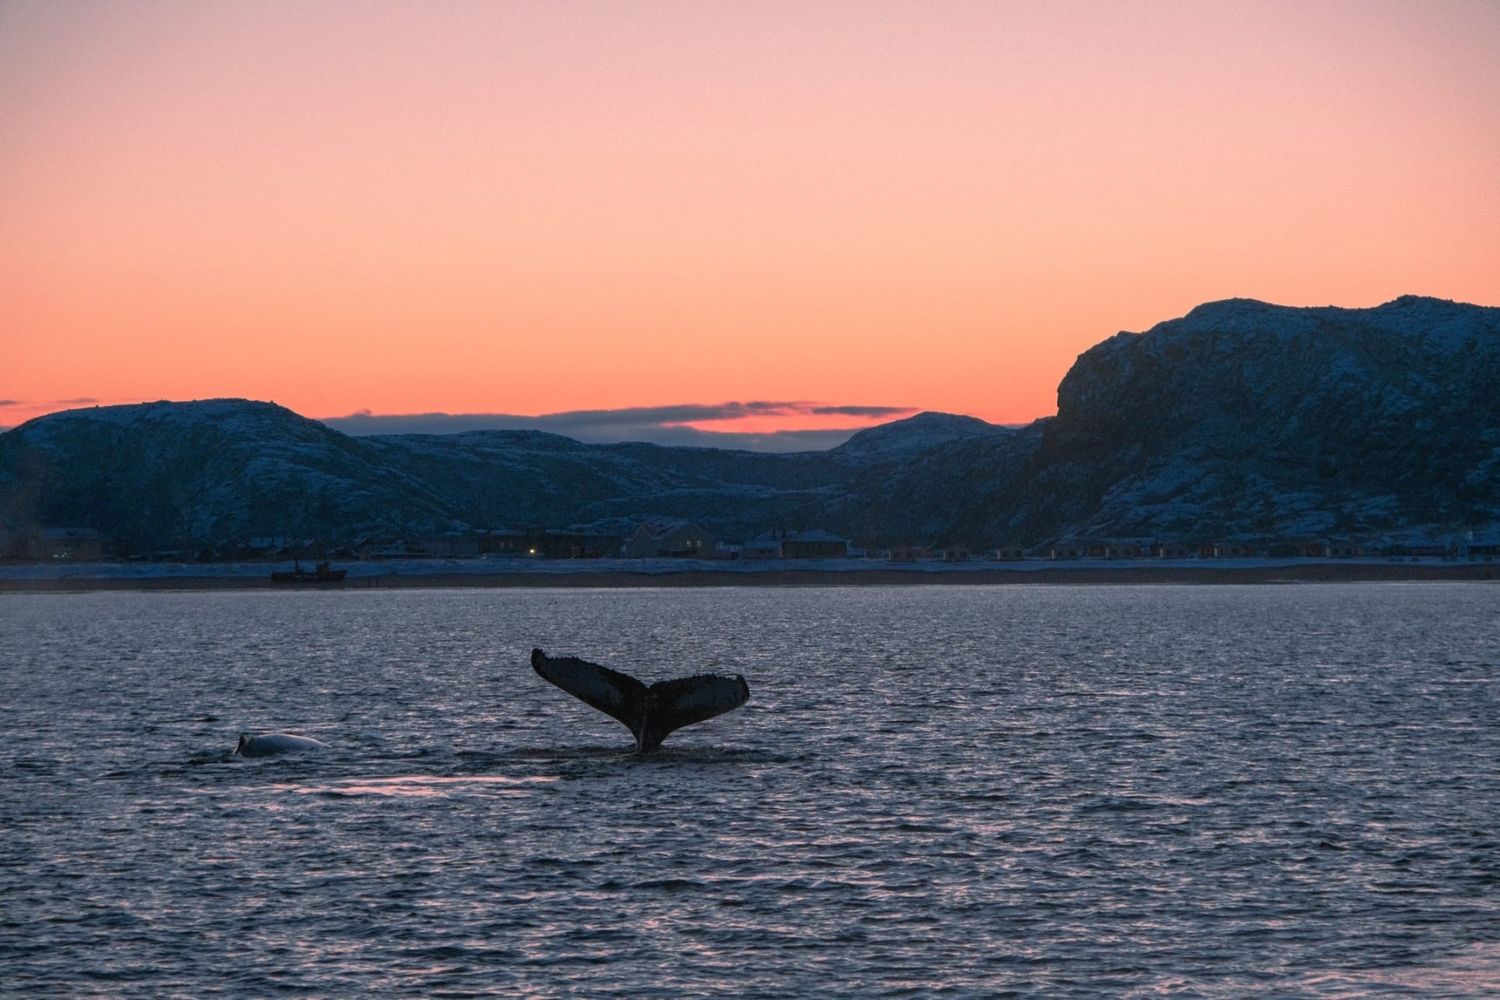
(530, 648, 749, 753)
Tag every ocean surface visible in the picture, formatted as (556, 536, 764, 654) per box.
(2, 583, 1496, 998)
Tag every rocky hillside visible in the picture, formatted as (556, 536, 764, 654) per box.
(2, 296, 1496, 554)
(0, 400, 454, 553)
(980, 295, 1500, 542)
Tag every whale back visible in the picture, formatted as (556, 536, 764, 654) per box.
(235, 732, 329, 757)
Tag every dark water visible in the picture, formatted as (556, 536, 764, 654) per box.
(2, 584, 1497, 997)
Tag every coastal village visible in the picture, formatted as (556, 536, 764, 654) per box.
(3, 518, 1495, 566)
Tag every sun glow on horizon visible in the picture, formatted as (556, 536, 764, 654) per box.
(4, 2, 1498, 433)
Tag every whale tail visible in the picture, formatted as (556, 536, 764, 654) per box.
(530, 648, 749, 753)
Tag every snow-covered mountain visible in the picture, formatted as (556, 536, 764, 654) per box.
(0, 400, 458, 552)
(3, 296, 1497, 554)
(829, 411, 1008, 463)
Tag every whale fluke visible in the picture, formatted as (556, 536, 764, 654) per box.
(530, 648, 749, 753)
(235, 732, 329, 757)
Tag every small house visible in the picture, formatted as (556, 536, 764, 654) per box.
(622, 521, 718, 559)
(481, 529, 528, 555)
(1211, 542, 1257, 559)
(429, 533, 481, 558)
(536, 529, 621, 559)
(741, 534, 783, 559)
(781, 530, 849, 559)
(1467, 537, 1500, 560)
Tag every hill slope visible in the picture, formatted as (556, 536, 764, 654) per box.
(3, 296, 1497, 554)
(973, 296, 1500, 541)
(0, 399, 1007, 551)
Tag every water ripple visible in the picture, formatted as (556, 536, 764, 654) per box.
(1, 584, 1497, 996)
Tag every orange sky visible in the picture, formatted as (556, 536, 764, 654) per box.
(3, 1, 1498, 435)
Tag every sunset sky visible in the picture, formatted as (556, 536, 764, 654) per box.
(3, 1, 1498, 443)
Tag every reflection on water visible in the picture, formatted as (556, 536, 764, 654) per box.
(1, 584, 1497, 997)
(284, 775, 561, 798)
(1300, 941, 1500, 994)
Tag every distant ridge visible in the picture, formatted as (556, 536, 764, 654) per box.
(832, 411, 1008, 461)
(3, 297, 1498, 554)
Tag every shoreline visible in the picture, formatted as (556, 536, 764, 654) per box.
(1, 560, 1495, 592)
